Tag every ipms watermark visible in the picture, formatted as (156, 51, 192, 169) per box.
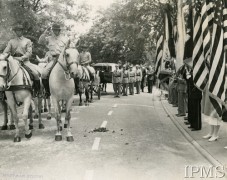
(185, 165, 227, 178)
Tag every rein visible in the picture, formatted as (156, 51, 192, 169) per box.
(57, 50, 77, 80)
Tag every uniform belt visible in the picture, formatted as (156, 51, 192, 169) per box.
(52, 55, 59, 58)
(130, 76, 135, 77)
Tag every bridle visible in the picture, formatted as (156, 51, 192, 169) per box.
(57, 49, 78, 80)
(0, 58, 20, 90)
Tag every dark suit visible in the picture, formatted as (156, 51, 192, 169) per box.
(188, 76, 202, 130)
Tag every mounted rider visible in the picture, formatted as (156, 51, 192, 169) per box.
(38, 23, 70, 97)
(79, 44, 94, 81)
(3, 23, 41, 96)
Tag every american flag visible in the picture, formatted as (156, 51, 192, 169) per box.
(223, 0, 227, 50)
(192, 0, 212, 91)
(208, 0, 226, 116)
(155, 32, 164, 74)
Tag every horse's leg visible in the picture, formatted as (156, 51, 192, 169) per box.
(38, 96, 44, 129)
(85, 88, 89, 106)
(43, 96, 48, 112)
(65, 97, 74, 142)
(1, 101, 8, 130)
(79, 92, 83, 106)
(90, 84, 93, 103)
(52, 97, 62, 141)
(33, 98, 39, 119)
(104, 83, 107, 92)
(10, 103, 20, 142)
(8, 106, 15, 130)
(28, 105, 33, 130)
(47, 96, 52, 120)
(23, 96, 32, 139)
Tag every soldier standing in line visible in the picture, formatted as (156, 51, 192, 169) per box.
(112, 64, 123, 98)
(129, 65, 136, 95)
(135, 65, 142, 94)
(122, 65, 130, 96)
(146, 66, 154, 93)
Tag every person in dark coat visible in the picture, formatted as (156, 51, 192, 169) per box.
(185, 65, 202, 130)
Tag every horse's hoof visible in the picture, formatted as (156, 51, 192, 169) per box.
(34, 114, 39, 119)
(64, 124, 67, 128)
(29, 125, 33, 130)
(1, 125, 8, 130)
(44, 108, 48, 112)
(60, 126, 63, 131)
(14, 136, 21, 142)
(9, 124, 16, 130)
(61, 109, 66, 113)
(89, 100, 94, 103)
(55, 135, 62, 141)
(25, 132, 32, 139)
(47, 115, 51, 120)
(39, 124, 45, 129)
(66, 136, 74, 142)
(79, 103, 83, 106)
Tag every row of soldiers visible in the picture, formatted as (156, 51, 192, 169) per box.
(112, 64, 155, 98)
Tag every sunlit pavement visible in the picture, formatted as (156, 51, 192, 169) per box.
(0, 85, 212, 180)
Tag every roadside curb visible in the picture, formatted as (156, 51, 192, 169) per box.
(160, 99, 223, 167)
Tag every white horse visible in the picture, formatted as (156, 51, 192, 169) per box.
(49, 48, 79, 142)
(0, 55, 34, 142)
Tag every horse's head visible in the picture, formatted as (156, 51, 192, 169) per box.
(0, 54, 10, 90)
(63, 48, 79, 78)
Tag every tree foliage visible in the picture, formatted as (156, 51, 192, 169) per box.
(81, 0, 173, 65)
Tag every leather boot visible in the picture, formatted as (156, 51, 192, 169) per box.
(42, 79, 50, 98)
(33, 80, 41, 97)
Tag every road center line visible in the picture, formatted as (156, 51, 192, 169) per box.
(84, 170, 94, 180)
(112, 104, 118, 108)
(101, 121, 108, 128)
(108, 110, 113, 116)
(92, 137, 101, 150)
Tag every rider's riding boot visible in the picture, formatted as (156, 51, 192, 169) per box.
(33, 80, 41, 97)
(42, 79, 50, 98)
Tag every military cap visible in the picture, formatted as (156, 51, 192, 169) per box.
(12, 24, 24, 31)
(52, 23, 61, 30)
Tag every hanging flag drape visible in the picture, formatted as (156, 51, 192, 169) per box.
(192, 0, 210, 91)
(155, 32, 164, 74)
(208, 0, 226, 116)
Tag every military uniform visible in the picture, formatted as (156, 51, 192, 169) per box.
(147, 67, 154, 93)
(79, 51, 92, 66)
(3, 36, 41, 80)
(135, 66, 142, 94)
(38, 25, 70, 79)
(129, 67, 136, 95)
(112, 67, 123, 97)
(122, 67, 130, 96)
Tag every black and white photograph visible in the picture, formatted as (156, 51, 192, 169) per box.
(0, 0, 227, 179)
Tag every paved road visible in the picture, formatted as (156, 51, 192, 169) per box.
(0, 86, 210, 180)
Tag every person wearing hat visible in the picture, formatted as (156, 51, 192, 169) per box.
(122, 65, 130, 96)
(135, 65, 142, 94)
(128, 65, 136, 95)
(79, 44, 92, 66)
(3, 23, 41, 94)
(38, 23, 70, 96)
(112, 64, 123, 98)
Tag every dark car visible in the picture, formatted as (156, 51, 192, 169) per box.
(93, 63, 118, 83)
